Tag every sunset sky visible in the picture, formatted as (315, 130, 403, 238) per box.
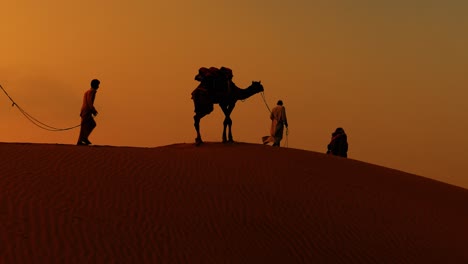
(1, 0, 467, 188)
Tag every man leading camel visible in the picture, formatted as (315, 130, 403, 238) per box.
(263, 100, 288, 147)
(77, 79, 100, 145)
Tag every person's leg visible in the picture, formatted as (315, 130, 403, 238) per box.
(83, 117, 96, 144)
(272, 137, 280, 147)
(77, 118, 87, 145)
(77, 116, 96, 145)
(273, 125, 283, 147)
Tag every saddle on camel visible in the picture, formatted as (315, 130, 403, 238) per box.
(191, 67, 234, 107)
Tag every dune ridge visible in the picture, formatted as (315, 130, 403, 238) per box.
(0, 142, 467, 263)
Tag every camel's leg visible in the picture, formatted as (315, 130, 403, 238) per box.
(194, 113, 205, 145)
(220, 103, 236, 143)
(222, 125, 227, 143)
(193, 99, 213, 145)
(224, 117, 233, 142)
(227, 103, 236, 142)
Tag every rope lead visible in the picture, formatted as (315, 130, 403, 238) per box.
(0, 84, 80, 131)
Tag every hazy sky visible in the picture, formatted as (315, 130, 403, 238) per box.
(1, 0, 467, 188)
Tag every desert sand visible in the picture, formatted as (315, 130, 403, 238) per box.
(0, 142, 467, 263)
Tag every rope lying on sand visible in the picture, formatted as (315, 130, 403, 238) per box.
(0, 84, 80, 131)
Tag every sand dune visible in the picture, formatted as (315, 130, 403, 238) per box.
(0, 142, 467, 263)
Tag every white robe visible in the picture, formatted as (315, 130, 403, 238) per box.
(262, 105, 287, 144)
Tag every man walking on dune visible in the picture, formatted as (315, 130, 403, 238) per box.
(77, 79, 100, 146)
(262, 100, 288, 147)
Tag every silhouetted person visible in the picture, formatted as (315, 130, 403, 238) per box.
(327, 127, 348, 158)
(77, 79, 100, 145)
(263, 100, 288, 147)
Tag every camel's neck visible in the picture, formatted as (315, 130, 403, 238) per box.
(235, 84, 261, 101)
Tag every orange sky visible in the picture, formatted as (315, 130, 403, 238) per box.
(1, 0, 467, 188)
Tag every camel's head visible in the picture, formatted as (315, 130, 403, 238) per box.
(251, 81, 264, 93)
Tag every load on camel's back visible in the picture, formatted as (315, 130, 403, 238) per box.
(191, 66, 234, 102)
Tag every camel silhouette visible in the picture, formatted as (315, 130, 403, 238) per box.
(191, 67, 264, 145)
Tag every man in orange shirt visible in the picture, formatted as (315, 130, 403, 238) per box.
(77, 79, 100, 145)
